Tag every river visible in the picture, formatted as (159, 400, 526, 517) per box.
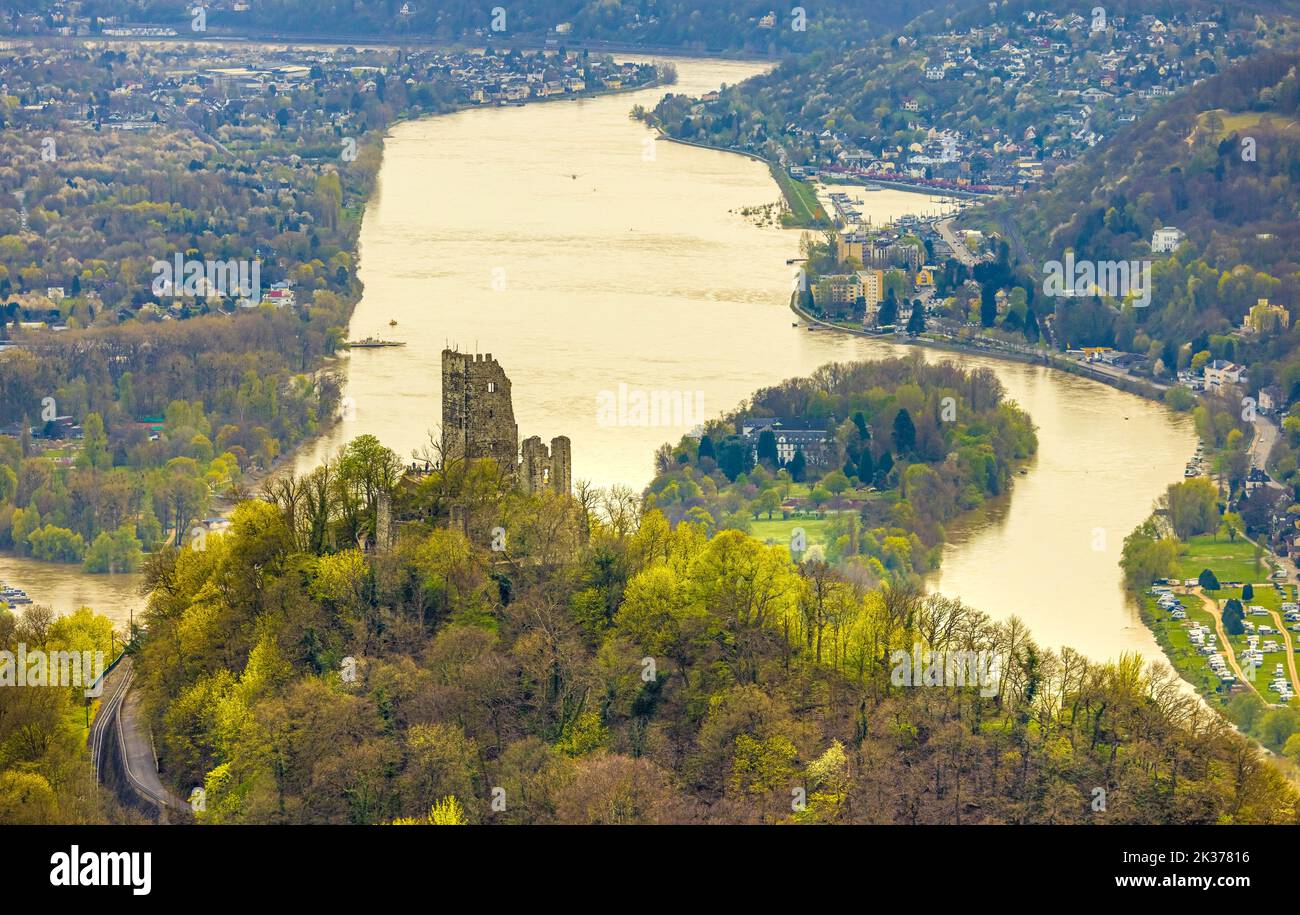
(5, 56, 1197, 663)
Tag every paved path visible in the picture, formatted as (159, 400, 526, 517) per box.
(1248, 416, 1283, 489)
(936, 217, 976, 267)
(89, 656, 187, 821)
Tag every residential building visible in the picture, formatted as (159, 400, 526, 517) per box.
(813, 274, 862, 309)
(857, 269, 884, 308)
(1151, 226, 1186, 253)
(1243, 298, 1290, 335)
(1204, 359, 1245, 390)
(740, 417, 832, 466)
(1259, 386, 1284, 415)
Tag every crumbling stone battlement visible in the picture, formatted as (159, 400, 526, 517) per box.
(441, 348, 570, 495)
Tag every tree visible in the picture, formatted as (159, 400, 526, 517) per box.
(1284, 733, 1300, 768)
(717, 435, 755, 483)
(1243, 582, 1255, 602)
(906, 301, 926, 335)
(757, 488, 782, 520)
(392, 796, 469, 825)
(1120, 520, 1179, 588)
(892, 408, 916, 456)
(822, 470, 850, 495)
(1221, 512, 1243, 542)
(756, 430, 778, 467)
(1198, 568, 1221, 595)
(980, 285, 998, 327)
(697, 434, 716, 462)
(876, 451, 894, 485)
(77, 413, 110, 470)
(1023, 307, 1040, 343)
(1224, 598, 1246, 635)
(857, 449, 875, 484)
(878, 292, 898, 327)
(788, 449, 807, 483)
(1164, 478, 1219, 540)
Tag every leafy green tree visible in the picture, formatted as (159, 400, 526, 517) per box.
(1120, 519, 1179, 588)
(822, 470, 850, 495)
(1164, 478, 1219, 540)
(714, 435, 753, 483)
(1224, 598, 1245, 635)
(76, 412, 111, 470)
(756, 430, 778, 467)
(757, 488, 782, 520)
(1198, 568, 1221, 595)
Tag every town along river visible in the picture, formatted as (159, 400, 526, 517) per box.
(9, 58, 1197, 662)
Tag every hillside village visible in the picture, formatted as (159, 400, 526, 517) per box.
(0, 40, 660, 334)
(656, 8, 1267, 197)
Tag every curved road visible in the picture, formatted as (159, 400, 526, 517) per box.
(89, 656, 187, 822)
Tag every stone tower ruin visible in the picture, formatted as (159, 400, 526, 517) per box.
(441, 350, 520, 474)
(521, 435, 572, 496)
(441, 348, 571, 495)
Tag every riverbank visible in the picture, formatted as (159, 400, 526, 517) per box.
(790, 298, 1172, 404)
(19, 30, 774, 62)
(651, 130, 829, 228)
(656, 121, 1180, 408)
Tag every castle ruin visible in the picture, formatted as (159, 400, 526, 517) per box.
(441, 349, 571, 495)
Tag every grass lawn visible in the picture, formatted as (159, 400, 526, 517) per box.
(1142, 594, 1232, 705)
(1174, 534, 1272, 585)
(1196, 109, 1300, 141)
(1145, 589, 1300, 710)
(749, 517, 835, 549)
(772, 167, 828, 227)
(782, 482, 876, 501)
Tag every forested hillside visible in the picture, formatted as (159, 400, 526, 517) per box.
(646, 3, 1289, 176)
(7, 0, 948, 52)
(645, 358, 1036, 581)
(987, 50, 1300, 354)
(126, 397, 1294, 825)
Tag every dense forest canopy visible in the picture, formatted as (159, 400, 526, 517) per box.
(95, 365, 1295, 825)
(646, 357, 1036, 581)
(6, 0, 939, 53)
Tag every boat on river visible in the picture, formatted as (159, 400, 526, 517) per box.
(1, 584, 33, 606)
(348, 336, 407, 348)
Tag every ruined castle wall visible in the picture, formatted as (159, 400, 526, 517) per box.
(549, 436, 572, 495)
(441, 350, 519, 474)
(441, 349, 570, 496)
